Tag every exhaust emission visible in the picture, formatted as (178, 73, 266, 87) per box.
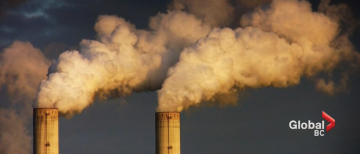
(33, 108, 59, 154)
(156, 112, 181, 154)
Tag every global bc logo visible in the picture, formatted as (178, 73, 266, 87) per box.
(289, 111, 335, 136)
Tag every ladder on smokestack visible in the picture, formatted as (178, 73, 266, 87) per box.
(167, 114, 173, 154)
(45, 110, 50, 154)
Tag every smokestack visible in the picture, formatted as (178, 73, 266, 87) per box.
(33, 108, 59, 154)
(155, 112, 180, 154)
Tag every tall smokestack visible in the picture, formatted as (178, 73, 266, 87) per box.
(33, 108, 59, 154)
(155, 112, 181, 154)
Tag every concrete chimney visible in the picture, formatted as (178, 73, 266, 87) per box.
(33, 108, 59, 154)
(155, 112, 180, 154)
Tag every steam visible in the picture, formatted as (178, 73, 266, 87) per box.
(315, 73, 349, 95)
(34, 0, 359, 115)
(0, 0, 356, 153)
(157, 0, 359, 112)
(0, 41, 50, 154)
(36, 11, 211, 115)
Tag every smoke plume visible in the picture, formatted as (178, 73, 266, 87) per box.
(0, 0, 357, 153)
(36, 11, 212, 115)
(157, 0, 359, 112)
(34, 0, 359, 114)
(0, 41, 50, 154)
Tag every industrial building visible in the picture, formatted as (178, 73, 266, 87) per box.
(33, 109, 181, 154)
(155, 112, 181, 154)
(33, 108, 59, 154)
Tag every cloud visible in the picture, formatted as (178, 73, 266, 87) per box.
(0, 0, 29, 17)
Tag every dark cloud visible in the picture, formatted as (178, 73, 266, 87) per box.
(0, 0, 173, 52)
(42, 42, 78, 59)
(0, 0, 29, 17)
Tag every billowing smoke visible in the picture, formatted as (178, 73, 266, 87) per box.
(34, 0, 359, 115)
(36, 11, 211, 115)
(0, 41, 50, 154)
(0, 0, 355, 153)
(157, 0, 359, 112)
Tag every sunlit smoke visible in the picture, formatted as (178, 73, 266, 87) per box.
(36, 11, 211, 115)
(33, 0, 359, 115)
(0, 0, 357, 153)
(157, 0, 359, 112)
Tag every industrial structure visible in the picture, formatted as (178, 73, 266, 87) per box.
(155, 112, 181, 154)
(33, 108, 59, 154)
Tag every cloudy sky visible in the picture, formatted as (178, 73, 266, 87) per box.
(0, 0, 359, 153)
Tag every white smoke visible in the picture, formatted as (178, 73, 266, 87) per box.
(35, 0, 359, 114)
(36, 11, 212, 115)
(157, 0, 359, 112)
(0, 41, 50, 154)
(0, 0, 356, 153)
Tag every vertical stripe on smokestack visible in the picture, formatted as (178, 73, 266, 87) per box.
(156, 112, 180, 154)
(33, 108, 59, 154)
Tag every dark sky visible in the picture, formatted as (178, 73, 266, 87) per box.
(0, 0, 360, 153)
